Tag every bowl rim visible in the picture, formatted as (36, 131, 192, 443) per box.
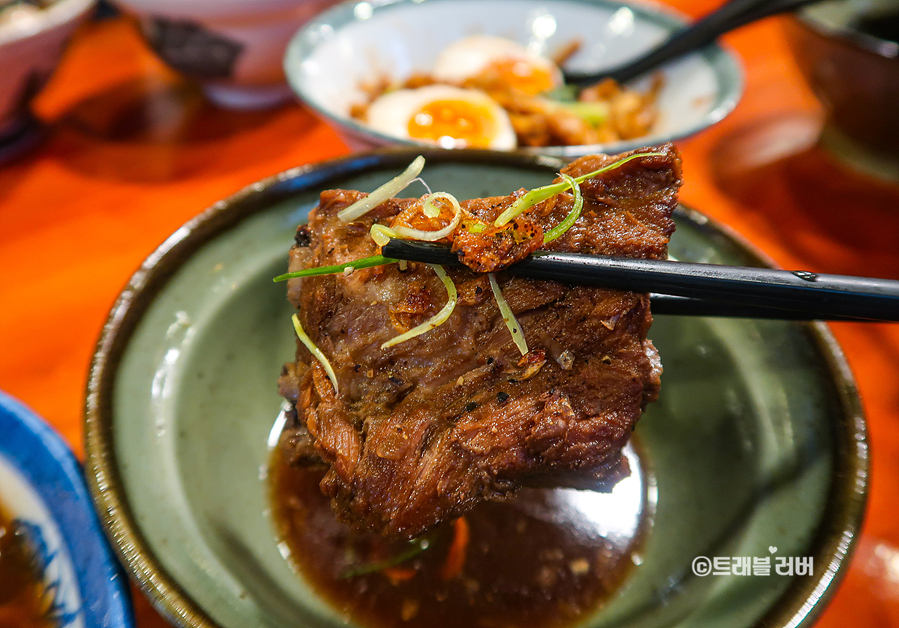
(84, 148, 868, 628)
(0, 389, 135, 628)
(282, 0, 744, 158)
(794, 3, 899, 60)
(0, 0, 96, 46)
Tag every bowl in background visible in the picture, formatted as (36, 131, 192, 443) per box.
(84, 149, 866, 628)
(786, 0, 899, 181)
(283, 0, 742, 158)
(0, 0, 95, 161)
(113, 0, 341, 110)
(0, 390, 135, 628)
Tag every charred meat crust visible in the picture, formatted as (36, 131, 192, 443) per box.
(279, 145, 681, 538)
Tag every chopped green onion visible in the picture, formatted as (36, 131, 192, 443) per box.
(292, 313, 339, 394)
(382, 264, 457, 349)
(340, 537, 432, 579)
(555, 101, 610, 127)
(391, 192, 462, 242)
(338, 156, 426, 222)
(421, 192, 443, 218)
(494, 150, 666, 227)
(273, 255, 397, 282)
(542, 84, 579, 102)
(489, 273, 528, 356)
(543, 173, 584, 243)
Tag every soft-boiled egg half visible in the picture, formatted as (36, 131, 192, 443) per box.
(365, 84, 518, 150)
(432, 35, 564, 96)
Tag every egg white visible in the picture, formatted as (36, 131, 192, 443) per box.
(432, 35, 563, 91)
(365, 84, 518, 150)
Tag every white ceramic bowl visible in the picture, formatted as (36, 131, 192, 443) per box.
(114, 0, 342, 109)
(284, 0, 743, 158)
(0, 0, 95, 151)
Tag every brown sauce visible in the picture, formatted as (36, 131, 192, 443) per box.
(0, 501, 53, 628)
(270, 445, 650, 628)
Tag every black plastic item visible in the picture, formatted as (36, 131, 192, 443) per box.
(382, 239, 899, 322)
(562, 0, 824, 87)
(646, 294, 877, 321)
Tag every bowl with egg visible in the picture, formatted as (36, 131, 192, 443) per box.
(84, 148, 866, 628)
(282, 0, 742, 157)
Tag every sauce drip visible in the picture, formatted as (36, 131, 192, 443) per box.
(0, 501, 53, 628)
(270, 446, 649, 628)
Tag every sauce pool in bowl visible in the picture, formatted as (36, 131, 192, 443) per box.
(270, 442, 652, 628)
(0, 500, 53, 628)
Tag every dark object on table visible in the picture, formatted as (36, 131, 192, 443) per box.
(0, 112, 44, 165)
(279, 147, 682, 537)
(851, 8, 899, 44)
(141, 17, 244, 80)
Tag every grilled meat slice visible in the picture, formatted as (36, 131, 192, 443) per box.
(279, 145, 681, 537)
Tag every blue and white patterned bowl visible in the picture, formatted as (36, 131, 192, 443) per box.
(0, 390, 134, 628)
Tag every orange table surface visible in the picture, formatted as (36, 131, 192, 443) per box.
(1, 6, 898, 627)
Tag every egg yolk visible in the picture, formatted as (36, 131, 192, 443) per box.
(483, 58, 556, 95)
(407, 99, 497, 148)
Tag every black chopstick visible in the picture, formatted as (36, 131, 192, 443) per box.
(382, 239, 899, 322)
(646, 294, 878, 321)
(562, 0, 823, 87)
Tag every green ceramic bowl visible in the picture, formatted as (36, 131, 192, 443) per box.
(84, 150, 867, 628)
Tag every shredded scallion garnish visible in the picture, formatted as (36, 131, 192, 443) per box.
(489, 273, 528, 356)
(422, 192, 443, 217)
(273, 255, 397, 282)
(494, 150, 665, 227)
(292, 313, 339, 394)
(382, 264, 457, 349)
(370, 224, 399, 246)
(369, 192, 461, 246)
(340, 537, 432, 579)
(555, 101, 610, 127)
(337, 156, 425, 222)
(391, 192, 462, 242)
(543, 173, 584, 243)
